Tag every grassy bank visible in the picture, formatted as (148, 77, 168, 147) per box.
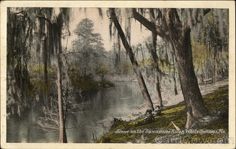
(98, 85, 228, 143)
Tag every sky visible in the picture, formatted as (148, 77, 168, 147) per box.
(63, 8, 151, 51)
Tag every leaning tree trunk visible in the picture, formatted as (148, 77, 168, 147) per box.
(171, 27, 208, 128)
(110, 8, 154, 111)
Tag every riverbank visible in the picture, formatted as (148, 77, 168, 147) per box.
(98, 85, 228, 143)
(115, 79, 228, 121)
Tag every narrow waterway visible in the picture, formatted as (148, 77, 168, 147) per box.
(7, 81, 144, 143)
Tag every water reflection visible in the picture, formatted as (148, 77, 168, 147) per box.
(7, 81, 144, 143)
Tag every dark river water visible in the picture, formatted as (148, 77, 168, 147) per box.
(7, 81, 144, 143)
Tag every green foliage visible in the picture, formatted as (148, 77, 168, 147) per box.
(73, 75, 99, 92)
(116, 61, 132, 75)
(95, 64, 110, 78)
(68, 65, 114, 92)
(191, 39, 228, 80)
(98, 86, 228, 143)
(29, 64, 56, 77)
(30, 78, 54, 95)
(192, 41, 208, 72)
(70, 75, 114, 92)
(67, 18, 116, 92)
(71, 18, 108, 78)
(28, 64, 56, 96)
(194, 9, 228, 48)
(139, 58, 152, 68)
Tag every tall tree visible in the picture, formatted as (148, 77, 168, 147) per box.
(149, 8, 163, 108)
(7, 8, 33, 117)
(53, 8, 70, 142)
(36, 8, 51, 108)
(130, 8, 212, 128)
(35, 8, 70, 142)
(72, 18, 105, 77)
(196, 9, 229, 83)
(34, 8, 70, 142)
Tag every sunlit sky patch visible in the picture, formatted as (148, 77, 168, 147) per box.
(63, 8, 151, 51)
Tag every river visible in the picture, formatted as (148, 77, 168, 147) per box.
(7, 81, 144, 143)
(7, 79, 228, 143)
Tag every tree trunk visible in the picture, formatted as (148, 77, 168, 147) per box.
(172, 28, 208, 128)
(170, 46, 178, 95)
(43, 37, 49, 108)
(151, 32, 163, 108)
(213, 48, 218, 83)
(149, 9, 163, 107)
(173, 67, 178, 95)
(110, 9, 154, 111)
(46, 22, 53, 109)
(56, 54, 67, 142)
(56, 29, 67, 143)
(132, 8, 209, 128)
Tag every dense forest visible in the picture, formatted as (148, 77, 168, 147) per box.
(7, 8, 228, 143)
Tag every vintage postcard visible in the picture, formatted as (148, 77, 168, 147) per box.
(0, 1, 235, 149)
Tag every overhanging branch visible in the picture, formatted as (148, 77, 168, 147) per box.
(132, 9, 156, 32)
(132, 8, 165, 38)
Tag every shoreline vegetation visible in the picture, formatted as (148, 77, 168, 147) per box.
(98, 85, 228, 143)
(6, 7, 229, 143)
